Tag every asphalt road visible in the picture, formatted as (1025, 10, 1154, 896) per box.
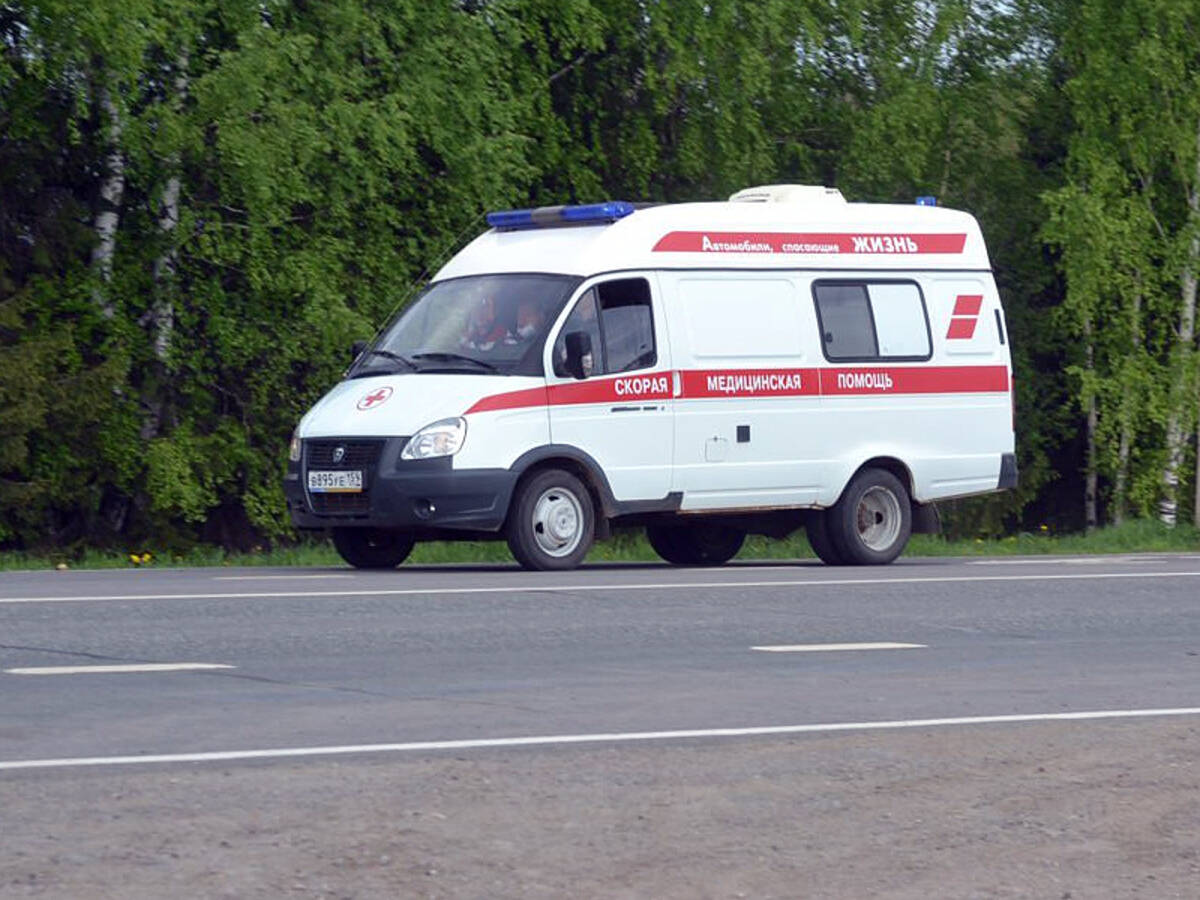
(3, 553, 1200, 897)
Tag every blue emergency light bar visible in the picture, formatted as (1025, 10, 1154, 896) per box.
(486, 201, 636, 230)
(916, 196, 938, 207)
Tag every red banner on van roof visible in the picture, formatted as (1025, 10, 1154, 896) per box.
(652, 232, 967, 255)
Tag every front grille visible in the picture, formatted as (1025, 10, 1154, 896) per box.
(305, 440, 384, 468)
(309, 492, 371, 515)
(304, 439, 385, 518)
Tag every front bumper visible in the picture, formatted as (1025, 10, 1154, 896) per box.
(285, 436, 517, 533)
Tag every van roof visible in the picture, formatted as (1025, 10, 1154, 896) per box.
(434, 193, 991, 282)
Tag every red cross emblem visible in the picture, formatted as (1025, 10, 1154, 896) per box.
(356, 386, 393, 410)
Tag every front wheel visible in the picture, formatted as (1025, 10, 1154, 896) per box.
(646, 522, 745, 566)
(331, 528, 415, 569)
(506, 469, 595, 571)
(827, 468, 912, 565)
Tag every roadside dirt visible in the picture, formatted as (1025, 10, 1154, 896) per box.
(2, 719, 1198, 898)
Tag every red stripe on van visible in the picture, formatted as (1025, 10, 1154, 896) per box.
(651, 232, 968, 255)
(466, 365, 1010, 413)
(465, 385, 548, 414)
(946, 318, 978, 340)
(680, 368, 819, 397)
(464, 373, 672, 414)
(820, 365, 1008, 395)
(952, 294, 983, 315)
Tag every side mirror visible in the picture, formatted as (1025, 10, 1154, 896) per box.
(563, 331, 593, 380)
(350, 339, 369, 364)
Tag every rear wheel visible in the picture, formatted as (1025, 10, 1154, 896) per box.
(827, 468, 912, 565)
(805, 510, 846, 565)
(646, 522, 745, 566)
(506, 469, 595, 571)
(331, 528, 415, 569)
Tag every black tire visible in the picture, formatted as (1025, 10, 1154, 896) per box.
(827, 468, 912, 565)
(506, 468, 595, 571)
(646, 522, 745, 566)
(331, 528, 415, 569)
(805, 510, 846, 565)
(646, 525, 694, 565)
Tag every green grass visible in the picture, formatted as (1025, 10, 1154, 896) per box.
(2, 518, 1197, 572)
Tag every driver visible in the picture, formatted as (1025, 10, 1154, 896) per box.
(460, 295, 508, 351)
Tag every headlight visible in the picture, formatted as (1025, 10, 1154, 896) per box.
(401, 417, 467, 460)
(288, 428, 302, 463)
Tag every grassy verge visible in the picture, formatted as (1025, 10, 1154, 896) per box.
(1, 519, 1197, 572)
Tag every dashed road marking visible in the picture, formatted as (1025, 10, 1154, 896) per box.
(4, 663, 235, 676)
(213, 574, 352, 581)
(752, 642, 926, 652)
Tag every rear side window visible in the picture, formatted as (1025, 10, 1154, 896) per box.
(813, 281, 931, 362)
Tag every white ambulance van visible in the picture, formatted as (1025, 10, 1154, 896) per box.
(284, 185, 1016, 570)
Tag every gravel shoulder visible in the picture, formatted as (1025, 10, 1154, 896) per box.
(4, 718, 1199, 899)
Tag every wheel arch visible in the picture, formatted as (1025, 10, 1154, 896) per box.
(854, 456, 916, 500)
(508, 445, 618, 521)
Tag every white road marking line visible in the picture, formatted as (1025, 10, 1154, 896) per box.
(752, 642, 926, 652)
(2, 569, 1200, 605)
(214, 574, 352, 581)
(968, 557, 1162, 566)
(3, 707, 1199, 772)
(4, 663, 234, 676)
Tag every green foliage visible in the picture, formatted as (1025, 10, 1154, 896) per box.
(1045, 0, 1200, 526)
(1, 0, 1197, 549)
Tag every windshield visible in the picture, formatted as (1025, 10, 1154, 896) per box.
(350, 274, 580, 378)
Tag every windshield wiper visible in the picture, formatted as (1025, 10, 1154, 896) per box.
(355, 348, 417, 373)
(410, 351, 501, 373)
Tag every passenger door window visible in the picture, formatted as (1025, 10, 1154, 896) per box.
(552, 290, 604, 377)
(597, 278, 657, 373)
(552, 278, 657, 377)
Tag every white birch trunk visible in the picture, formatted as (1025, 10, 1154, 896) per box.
(149, 52, 188, 366)
(90, 86, 124, 318)
(1159, 117, 1200, 527)
(140, 54, 190, 443)
(150, 171, 179, 364)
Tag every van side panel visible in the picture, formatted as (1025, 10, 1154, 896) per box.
(662, 272, 826, 509)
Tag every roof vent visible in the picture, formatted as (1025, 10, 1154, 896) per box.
(728, 184, 846, 205)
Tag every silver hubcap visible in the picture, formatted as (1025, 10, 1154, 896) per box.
(856, 486, 902, 551)
(532, 486, 585, 558)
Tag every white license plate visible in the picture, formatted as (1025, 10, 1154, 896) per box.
(307, 470, 364, 493)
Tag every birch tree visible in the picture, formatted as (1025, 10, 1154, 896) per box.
(1054, 0, 1200, 527)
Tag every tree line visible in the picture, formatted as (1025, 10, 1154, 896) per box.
(1, 0, 1197, 551)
